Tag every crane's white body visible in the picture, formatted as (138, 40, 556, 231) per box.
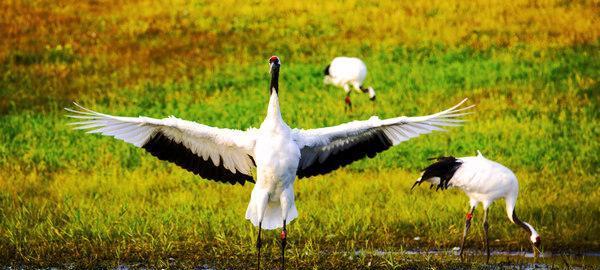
(450, 153, 519, 210)
(325, 57, 375, 98)
(417, 151, 540, 243)
(246, 92, 299, 229)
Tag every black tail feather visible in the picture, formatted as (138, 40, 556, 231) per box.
(420, 156, 462, 190)
(323, 64, 330, 76)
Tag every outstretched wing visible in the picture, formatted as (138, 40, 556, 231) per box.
(66, 103, 257, 185)
(293, 99, 473, 178)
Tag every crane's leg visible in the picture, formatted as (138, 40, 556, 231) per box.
(256, 222, 262, 270)
(344, 94, 352, 112)
(459, 205, 476, 258)
(280, 219, 287, 270)
(483, 208, 491, 263)
(343, 84, 352, 112)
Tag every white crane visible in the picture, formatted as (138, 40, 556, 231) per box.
(66, 56, 472, 270)
(324, 57, 376, 111)
(411, 151, 541, 262)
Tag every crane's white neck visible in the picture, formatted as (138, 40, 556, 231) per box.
(266, 90, 283, 122)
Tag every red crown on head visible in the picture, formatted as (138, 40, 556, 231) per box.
(270, 56, 279, 62)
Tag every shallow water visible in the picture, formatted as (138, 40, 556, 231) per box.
(3, 250, 598, 269)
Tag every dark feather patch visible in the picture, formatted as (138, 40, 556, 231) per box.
(359, 85, 368, 93)
(323, 64, 331, 76)
(142, 131, 254, 185)
(420, 156, 462, 190)
(512, 210, 533, 235)
(297, 130, 393, 178)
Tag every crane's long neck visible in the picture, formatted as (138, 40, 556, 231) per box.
(507, 199, 541, 255)
(266, 67, 282, 121)
(507, 197, 540, 245)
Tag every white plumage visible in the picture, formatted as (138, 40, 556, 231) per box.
(67, 55, 472, 268)
(324, 57, 376, 108)
(412, 151, 541, 261)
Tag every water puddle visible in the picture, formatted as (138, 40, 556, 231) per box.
(349, 249, 600, 258)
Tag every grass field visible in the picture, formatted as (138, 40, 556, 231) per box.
(1, 0, 599, 268)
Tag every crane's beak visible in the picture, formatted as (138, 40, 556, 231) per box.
(410, 180, 421, 191)
(532, 237, 542, 258)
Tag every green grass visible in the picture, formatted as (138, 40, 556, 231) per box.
(1, 0, 599, 269)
